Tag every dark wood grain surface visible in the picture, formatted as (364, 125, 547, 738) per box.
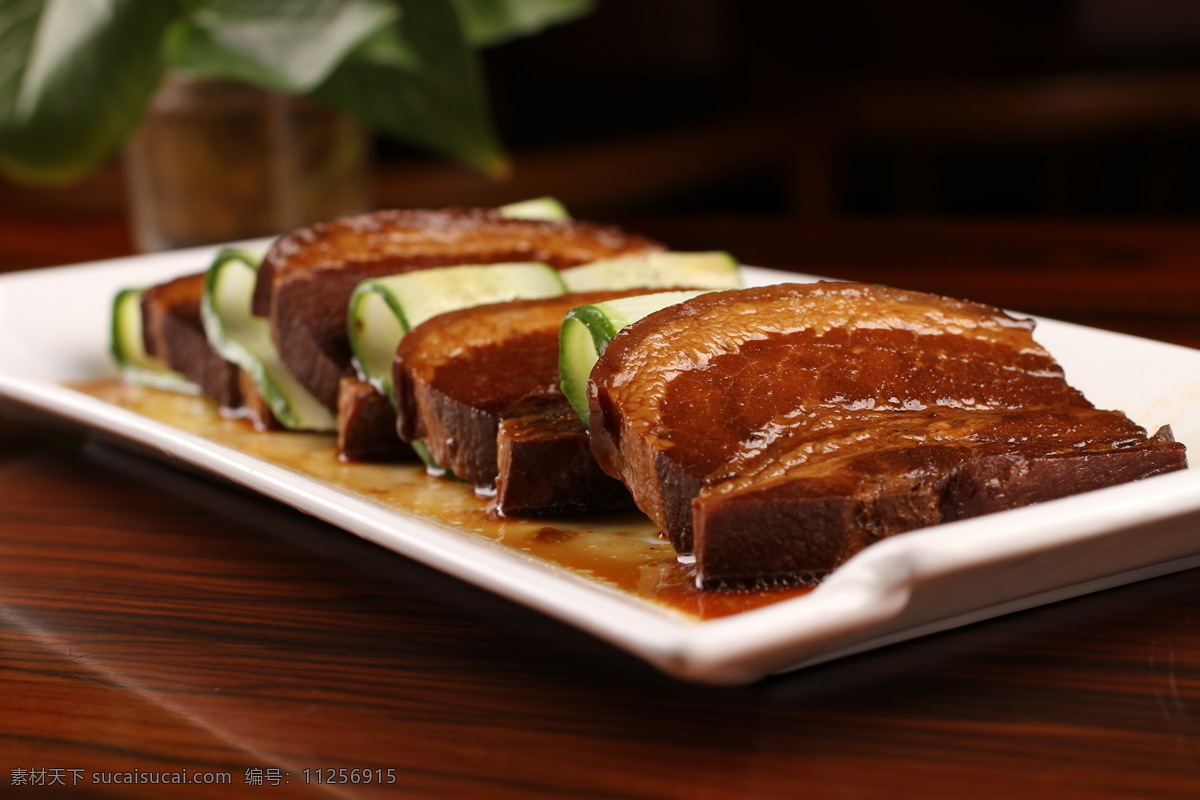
(2, 210, 1199, 798)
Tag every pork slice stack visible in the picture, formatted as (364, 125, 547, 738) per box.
(140, 272, 242, 409)
(586, 282, 1189, 588)
(393, 292, 642, 516)
(140, 271, 282, 429)
(252, 207, 664, 414)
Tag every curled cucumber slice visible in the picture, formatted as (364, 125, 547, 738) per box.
(110, 287, 199, 395)
(201, 249, 336, 432)
(347, 262, 567, 403)
(559, 290, 713, 423)
(562, 251, 741, 293)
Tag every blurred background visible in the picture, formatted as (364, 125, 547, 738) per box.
(480, 0, 1200, 221)
(2, 0, 1200, 305)
(11, 2, 1200, 216)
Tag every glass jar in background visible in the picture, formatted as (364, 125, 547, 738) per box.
(124, 75, 371, 252)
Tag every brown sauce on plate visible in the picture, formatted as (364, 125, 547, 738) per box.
(75, 380, 812, 620)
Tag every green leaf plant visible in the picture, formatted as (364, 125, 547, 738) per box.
(0, 0, 591, 186)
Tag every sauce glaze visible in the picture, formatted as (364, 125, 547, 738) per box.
(77, 380, 810, 620)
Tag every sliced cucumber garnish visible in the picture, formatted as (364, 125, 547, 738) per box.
(562, 251, 741, 292)
(110, 286, 199, 394)
(348, 262, 568, 403)
(201, 249, 336, 432)
(497, 196, 570, 221)
(559, 290, 713, 423)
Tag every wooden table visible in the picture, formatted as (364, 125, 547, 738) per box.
(2, 212, 1200, 798)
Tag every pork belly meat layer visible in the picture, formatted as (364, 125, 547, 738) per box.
(586, 282, 1188, 587)
(141, 272, 242, 409)
(336, 376, 410, 463)
(253, 208, 663, 411)
(694, 409, 1184, 587)
(496, 406, 634, 517)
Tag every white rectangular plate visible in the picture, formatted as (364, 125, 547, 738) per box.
(2, 246, 1199, 685)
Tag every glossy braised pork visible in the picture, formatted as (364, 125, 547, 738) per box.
(336, 376, 409, 463)
(587, 282, 1189, 588)
(393, 292, 639, 516)
(141, 272, 242, 410)
(141, 272, 282, 430)
(252, 208, 663, 411)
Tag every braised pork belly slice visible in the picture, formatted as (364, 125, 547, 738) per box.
(253, 207, 663, 411)
(393, 292, 642, 513)
(141, 272, 243, 410)
(693, 408, 1185, 587)
(496, 405, 633, 517)
(336, 377, 410, 462)
(586, 282, 1187, 587)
